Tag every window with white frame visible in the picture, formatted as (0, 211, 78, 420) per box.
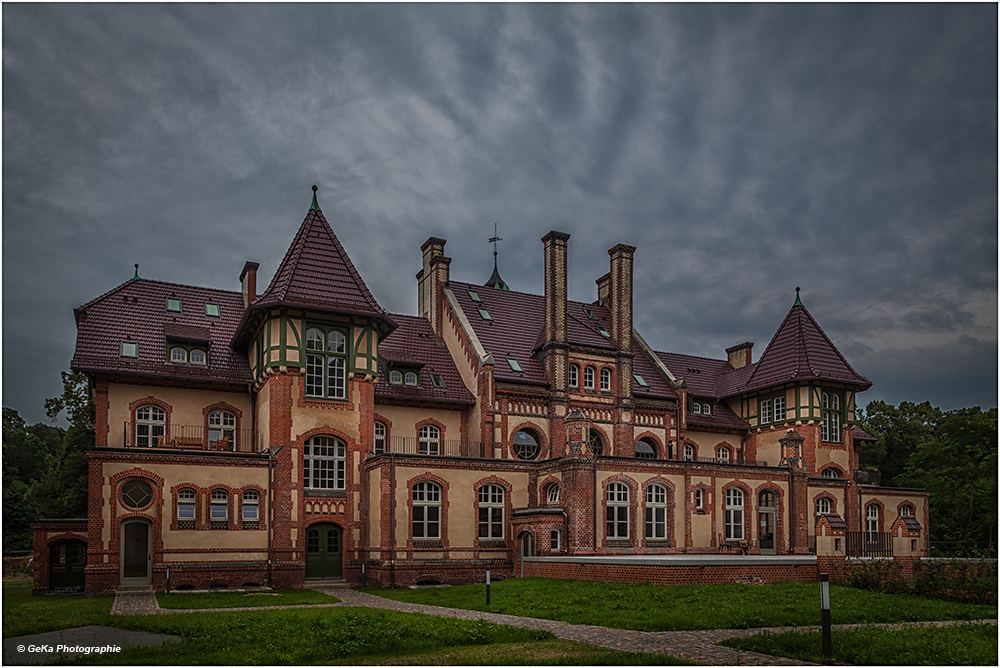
(645, 484, 668, 540)
(568, 364, 579, 388)
(210, 489, 229, 527)
(242, 489, 259, 525)
(695, 487, 704, 510)
(584, 366, 595, 391)
(692, 402, 701, 414)
(389, 370, 403, 384)
(546, 484, 560, 504)
(724, 488, 744, 540)
(305, 327, 347, 399)
(866, 504, 879, 539)
(419, 425, 440, 455)
(513, 428, 541, 460)
(373, 421, 386, 454)
(816, 497, 831, 515)
(683, 444, 694, 461)
(821, 468, 841, 479)
(412, 481, 441, 539)
(822, 391, 843, 442)
(170, 347, 188, 363)
(716, 447, 730, 463)
(600, 368, 611, 392)
(550, 529, 561, 551)
(606, 482, 630, 539)
(135, 405, 165, 447)
(404, 371, 419, 386)
(478, 484, 504, 539)
(304, 435, 346, 490)
(208, 410, 236, 450)
(759, 398, 772, 424)
(177, 488, 195, 528)
(774, 396, 786, 422)
(899, 504, 912, 516)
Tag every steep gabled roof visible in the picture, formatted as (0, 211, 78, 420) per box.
(375, 314, 475, 406)
(721, 292, 871, 396)
(253, 190, 394, 333)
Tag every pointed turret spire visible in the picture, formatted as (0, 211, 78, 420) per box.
(484, 223, 509, 290)
(310, 184, 320, 211)
(793, 286, 803, 307)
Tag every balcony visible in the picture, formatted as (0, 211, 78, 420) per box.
(123, 422, 261, 453)
(685, 455, 768, 467)
(371, 436, 485, 458)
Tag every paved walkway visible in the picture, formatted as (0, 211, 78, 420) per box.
(15, 585, 992, 667)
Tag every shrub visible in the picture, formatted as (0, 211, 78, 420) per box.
(842, 558, 911, 595)
(911, 559, 997, 604)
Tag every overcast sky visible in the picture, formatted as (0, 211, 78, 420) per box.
(4, 3, 997, 426)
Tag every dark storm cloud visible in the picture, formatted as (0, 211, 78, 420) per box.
(3, 3, 996, 424)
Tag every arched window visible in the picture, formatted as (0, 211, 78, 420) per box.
(305, 327, 347, 399)
(588, 429, 604, 456)
(866, 504, 879, 539)
(606, 482, 630, 539)
(635, 438, 657, 459)
(389, 370, 403, 384)
(177, 488, 195, 528)
(512, 428, 540, 460)
(210, 489, 229, 527)
(135, 405, 165, 447)
(716, 446, 730, 463)
(373, 422, 386, 454)
(584, 366, 595, 391)
(725, 488, 744, 540)
(404, 371, 419, 386)
(545, 484, 560, 504)
(816, 497, 831, 515)
(190, 349, 207, 365)
(304, 435, 346, 490)
(645, 484, 668, 540)
(899, 504, 912, 517)
(821, 468, 841, 479)
(418, 425, 440, 455)
(208, 410, 236, 450)
(759, 490, 776, 508)
(170, 347, 188, 363)
(478, 484, 504, 539)
(242, 490, 260, 525)
(683, 444, 694, 461)
(600, 368, 612, 393)
(568, 364, 579, 388)
(412, 481, 441, 539)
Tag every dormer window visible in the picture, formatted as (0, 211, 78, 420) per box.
(170, 347, 188, 363)
(389, 370, 403, 384)
(692, 402, 701, 414)
(166, 298, 182, 312)
(190, 349, 206, 365)
(168, 344, 208, 366)
(404, 371, 419, 386)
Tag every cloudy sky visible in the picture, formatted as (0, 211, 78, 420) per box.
(4, 3, 997, 426)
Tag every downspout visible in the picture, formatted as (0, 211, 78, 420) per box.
(593, 451, 598, 552)
(267, 450, 274, 587)
(390, 453, 396, 588)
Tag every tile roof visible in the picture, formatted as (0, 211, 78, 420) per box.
(685, 401, 750, 431)
(901, 516, 923, 531)
(375, 314, 475, 405)
(819, 513, 848, 530)
(72, 278, 251, 384)
(253, 204, 395, 332)
(852, 426, 877, 442)
(655, 351, 735, 398)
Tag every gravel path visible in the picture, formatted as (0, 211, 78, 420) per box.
(106, 584, 997, 666)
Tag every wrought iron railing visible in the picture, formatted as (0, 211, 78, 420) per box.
(685, 455, 768, 467)
(846, 531, 893, 558)
(124, 422, 261, 453)
(372, 436, 485, 458)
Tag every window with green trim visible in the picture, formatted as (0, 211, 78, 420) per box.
(758, 393, 786, 426)
(821, 390, 843, 442)
(305, 326, 348, 399)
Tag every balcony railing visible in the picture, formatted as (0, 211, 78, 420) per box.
(123, 422, 261, 453)
(371, 436, 485, 458)
(846, 531, 893, 558)
(685, 455, 768, 467)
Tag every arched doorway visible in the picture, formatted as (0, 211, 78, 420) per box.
(518, 531, 534, 577)
(120, 519, 152, 585)
(758, 490, 777, 555)
(305, 523, 343, 580)
(49, 539, 86, 591)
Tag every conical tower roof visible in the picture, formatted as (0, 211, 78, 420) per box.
(484, 256, 509, 290)
(740, 289, 871, 393)
(246, 187, 396, 335)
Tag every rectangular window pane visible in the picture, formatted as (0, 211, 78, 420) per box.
(306, 355, 323, 396)
(178, 504, 195, 520)
(328, 357, 346, 398)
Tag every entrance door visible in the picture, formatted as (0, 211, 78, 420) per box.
(305, 523, 342, 580)
(49, 540, 86, 591)
(121, 519, 152, 585)
(758, 490, 776, 554)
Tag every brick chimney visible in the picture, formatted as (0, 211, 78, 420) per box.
(542, 231, 571, 389)
(240, 261, 259, 308)
(607, 244, 635, 354)
(726, 342, 754, 369)
(596, 273, 611, 307)
(417, 237, 450, 335)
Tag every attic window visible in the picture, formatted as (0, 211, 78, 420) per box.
(468, 290, 482, 303)
(634, 374, 648, 387)
(584, 307, 598, 321)
(190, 349, 207, 365)
(478, 308, 493, 321)
(205, 303, 221, 317)
(431, 373, 446, 389)
(692, 403, 701, 414)
(389, 370, 403, 384)
(507, 358, 523, 373)
(404, 371, 419, 386)
(120, 342, 138, 358)
(166, 298, 182, 312)
(597, 326, 610, 338)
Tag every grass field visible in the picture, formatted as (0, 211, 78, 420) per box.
(721, 621, 998, 665)
(155, 587, 339, 609)
(361, 577, 998, 632)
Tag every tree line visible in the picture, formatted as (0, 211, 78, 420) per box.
(2, 371, 996, 555)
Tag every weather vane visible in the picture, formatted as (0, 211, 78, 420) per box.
(488, 222, 502, 260)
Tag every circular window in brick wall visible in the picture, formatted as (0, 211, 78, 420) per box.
(121, 480, 153, 509)
(513, 429, 541, 460)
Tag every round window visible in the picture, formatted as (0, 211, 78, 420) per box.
(121, 480, 153, 509)
(512, 429, 540, 460)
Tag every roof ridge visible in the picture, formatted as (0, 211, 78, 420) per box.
(76, 277, 241, 311)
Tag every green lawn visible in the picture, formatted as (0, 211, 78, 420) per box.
(156, 587, 339, 609)
(2, 585, 114, 637)
(721, 621, 998, 665)
(361, 577, 999, 632)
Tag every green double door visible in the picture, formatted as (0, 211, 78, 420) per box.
(305, 523, 343, 580)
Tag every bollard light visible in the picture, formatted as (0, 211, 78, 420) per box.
(486, 568, 491, 606)
(820, 572, 832, 657)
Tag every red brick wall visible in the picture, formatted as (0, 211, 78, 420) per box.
(523, 560, 819, 586)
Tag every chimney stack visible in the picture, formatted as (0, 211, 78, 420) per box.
(417, 237, 450, 335)
(726, 342, 754, 369)
(240, 261, 259, 308)
(542, 231, 571, 347)
(607, 244, 636, 354)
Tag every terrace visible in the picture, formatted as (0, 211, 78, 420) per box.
(122, 422, 261, 453)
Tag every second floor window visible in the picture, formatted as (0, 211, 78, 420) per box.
(136, 405, 165, 447)
(304, 435, 346, 490)
(546, 484, 560, 504)
(208, 411, 235, 450)
(305, 327, 347, 399)
(816, 497, 831, 515)
(683, 444, 694, 461)
(584, 366, 595, 391)
(177, 488, 195, 528)
(822, 392, 842, 442)
(568, 364, 579, 388)
(419, 425, 440, 455)
(373, 422, 386, 454)
(601, 368, 611, 392)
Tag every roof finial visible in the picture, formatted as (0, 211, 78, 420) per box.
(794, 287, 803, 307)
(484, 222, 509, 290)
(133, 263, 140, 280)
(310, 184, 320, 211)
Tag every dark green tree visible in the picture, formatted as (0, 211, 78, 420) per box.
(2, 408, 64, 550)
(856, 400, 943, 486)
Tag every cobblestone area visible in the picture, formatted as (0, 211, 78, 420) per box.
(110, 590, 161, 616)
